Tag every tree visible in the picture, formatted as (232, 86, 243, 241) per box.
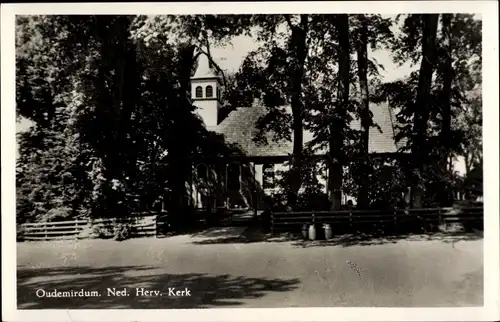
(285, 15, 310, 207)
(374, 14, 482, 207)
(130, 15, 253, 212)
(350, 14, 394, 208)
(240, 15, 312, 207)
(16, 15, 253, 222)
(411, 14, 439, 208)
(327, 14, 350, 210)
(353, 14, 371, 208)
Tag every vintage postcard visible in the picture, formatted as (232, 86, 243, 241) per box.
(1, 1, 499, 322)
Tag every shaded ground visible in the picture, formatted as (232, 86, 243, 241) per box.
(17, 228, 483, 309)
(190, 221, 483, 247)
(17, 266, 298, 309)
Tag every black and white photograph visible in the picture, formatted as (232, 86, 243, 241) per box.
(2, 2, 499, 321)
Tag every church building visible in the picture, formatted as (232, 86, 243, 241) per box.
(188, 53, 404, 212)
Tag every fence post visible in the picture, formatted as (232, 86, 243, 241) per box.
(438, 207, 443, 230)
(154, 215, 158, 238)
(155, 214, 159, 237)
(271, 212, 274, 236)
(394, 210, 397, 232)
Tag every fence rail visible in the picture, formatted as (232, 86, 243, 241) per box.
(270, 207, 483, 235)
(21, 214, 163, 241)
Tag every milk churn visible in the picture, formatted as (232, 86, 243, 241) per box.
(302, 224, 308, 240)
(323, 224, 333, 240)
(308, 224, 316, 240)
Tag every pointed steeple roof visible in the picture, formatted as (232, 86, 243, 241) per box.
(192, 53, 219, 79)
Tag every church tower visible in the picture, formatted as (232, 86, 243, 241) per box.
(190, 53, 222, 129)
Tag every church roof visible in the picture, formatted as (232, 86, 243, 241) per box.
(351, 102, 407, 153)
(214, 102, 405, 157)
(214, 105, 293, 157)
(192, 53, 219, 79)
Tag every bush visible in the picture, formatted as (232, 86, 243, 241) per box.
(113, 223, 135, 241)
(91, 223, 114, 239)
(44, 207, 73, 222)
(17, 225, 25, 242)
(77, 224, 96, 239)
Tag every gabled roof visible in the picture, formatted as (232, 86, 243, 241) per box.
(214, 102, 405, 157)
(214, 105, 293, 157)
(350, 102, 407, 153)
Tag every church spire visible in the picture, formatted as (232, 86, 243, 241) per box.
(192, 53, 219, 79)
(190, 52, 222, 129)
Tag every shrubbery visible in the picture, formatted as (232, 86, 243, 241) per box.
(77, 221, 136, 241)
(17, 225, 25, 242)
(113, 223, 135, 241)
(91, 223, 115, 239)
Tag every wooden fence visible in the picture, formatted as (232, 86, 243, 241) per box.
(270, 207, 484, 235)
(21, 213, 167, 241)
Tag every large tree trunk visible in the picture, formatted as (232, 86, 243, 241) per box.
(168, 45, 198, 212)
(411, 14, 439, 208)
(329, 14, 350, 210)
(355, 14, 371, 209)
(440, 14, 453, 153)
(98, 17, 132, 217)
(287, 14, 309, 208)
(104, 18, 128, 183)
(438, 14, 454, 206)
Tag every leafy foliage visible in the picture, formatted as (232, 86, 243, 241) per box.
(16, 14, 482, 225)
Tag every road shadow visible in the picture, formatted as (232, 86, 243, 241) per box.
(190, 227, 245, 238)
(191, 224, 270, 245)
(17, 265, 300, 309)
(290, 231, 483, 248)
(190, 223, 483, 247)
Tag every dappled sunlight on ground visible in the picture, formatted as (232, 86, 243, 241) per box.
(17, 228, 483, 308)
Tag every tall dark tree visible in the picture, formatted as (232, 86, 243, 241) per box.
(286, 15, 310, 207)
(353, 14, 371, 208)
(328, 14, 350, 210)
(409, 14, 439, 208)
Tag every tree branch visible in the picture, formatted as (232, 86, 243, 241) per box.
(195, 44, 228, 89)
(284, 15, 294, 30)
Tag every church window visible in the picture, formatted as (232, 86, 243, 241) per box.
(227, 163, 241, 190)
(206, 85, 214, 98)
(195, 86, 203, 98)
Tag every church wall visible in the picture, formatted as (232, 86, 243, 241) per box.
(191, 79, 220, 128)
(194, 100, 219, 128)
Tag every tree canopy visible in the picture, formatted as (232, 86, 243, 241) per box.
(16, 14, 482, 223)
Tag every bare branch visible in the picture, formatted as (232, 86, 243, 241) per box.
(195, 44, 228, 89)
(284, 15, 294, 30)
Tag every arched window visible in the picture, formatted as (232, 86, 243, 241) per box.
(195, 86, 203, 98)
(205, 85, 214, 98)
(227, 163, 241, 191)
(263, 164, 275, 189)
